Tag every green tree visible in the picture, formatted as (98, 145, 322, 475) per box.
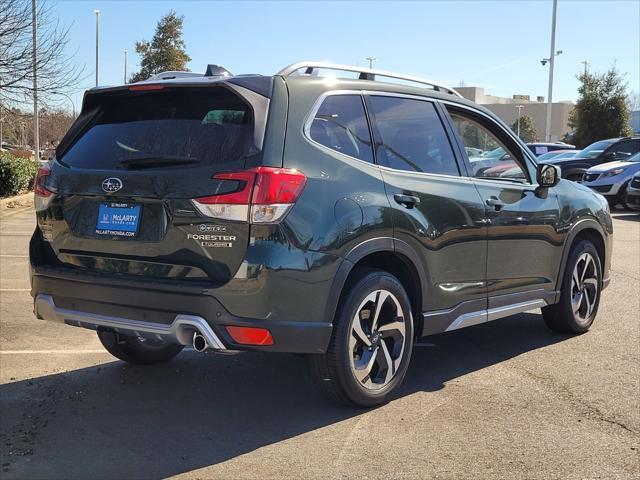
(130, 11, 191, 82)
(568, 67, 632, 148)
(510, 114, 538, 143)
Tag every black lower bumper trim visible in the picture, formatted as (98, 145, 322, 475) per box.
(31, 268, 332, 354)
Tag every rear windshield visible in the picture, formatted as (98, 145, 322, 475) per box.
(59, 88, 254, 169)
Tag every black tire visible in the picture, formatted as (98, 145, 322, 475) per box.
(97, 330, 184, 365)
(309, 269, 414, 407)
(542, 240, 602, 334)
(606, 196, 618, 210)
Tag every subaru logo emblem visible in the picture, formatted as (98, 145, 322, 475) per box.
(102, 177, 123, 193)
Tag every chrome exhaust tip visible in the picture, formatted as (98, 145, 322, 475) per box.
(192, 331, 208, 352)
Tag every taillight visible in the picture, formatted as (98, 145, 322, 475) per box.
(34, 163, 53, 212)
(193, 167, 306, 223)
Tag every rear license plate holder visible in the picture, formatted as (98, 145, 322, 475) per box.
(96, 203, 142, 237)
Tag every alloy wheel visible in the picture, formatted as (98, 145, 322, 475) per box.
(570, 252, 599, 324)
(348, 289, 407, 390)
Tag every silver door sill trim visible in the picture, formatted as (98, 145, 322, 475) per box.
(34, 294, 226, 349)
(445, 299, 547, 332)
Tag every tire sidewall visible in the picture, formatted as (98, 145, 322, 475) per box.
(332, 271, 414, 407)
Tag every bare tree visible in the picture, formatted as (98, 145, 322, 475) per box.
(0, 0, 82, 106)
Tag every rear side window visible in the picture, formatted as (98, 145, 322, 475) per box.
(607, 139, 640, 158)
(367, 96, 459, 176)
(59, 88, 254, 169)
(308, 95, 374, 163)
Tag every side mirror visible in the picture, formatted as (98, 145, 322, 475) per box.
(537, 163, 561, 187)
(602, 152, 616, 161)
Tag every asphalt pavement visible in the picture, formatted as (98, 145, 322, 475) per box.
(0, 203, 638, 479)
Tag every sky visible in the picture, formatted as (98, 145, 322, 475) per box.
(49, 0, 640, 113)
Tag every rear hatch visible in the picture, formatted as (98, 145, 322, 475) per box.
(35, 81, 271, 285)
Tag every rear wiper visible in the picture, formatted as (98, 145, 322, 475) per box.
(119, 155, 200, 169)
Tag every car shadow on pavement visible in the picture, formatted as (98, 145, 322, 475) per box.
(0, 312, 572, 479)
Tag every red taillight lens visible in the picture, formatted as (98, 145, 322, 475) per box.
(225, 326, 274, 346)
(193, 167, 306, 223)
(251, 167, 307, 205)
(34, 164, 52, 197)
(196, 171, 256, 205)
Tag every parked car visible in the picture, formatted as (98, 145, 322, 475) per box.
(30, 61, 613, 406)
(581, 151, 640, 208)
(624, 172, 640, 211)
(536, 149, 580, 162)
(467, 146, 512, 176)
(545, 137, 640, 181)
(526, 142, 576, 156)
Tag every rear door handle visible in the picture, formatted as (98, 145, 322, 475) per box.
(485, 196, 505, 211)
(394, 194, 420, 209)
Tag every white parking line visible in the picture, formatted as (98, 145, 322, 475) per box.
(0, 350, 108, 354)
(0, 289, 31, 292)
(0, 255, 28, 258)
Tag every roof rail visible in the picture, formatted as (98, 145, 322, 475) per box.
(277, 61, 463, 98)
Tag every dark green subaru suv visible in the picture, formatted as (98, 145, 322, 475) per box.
(30, 62, 613, 406)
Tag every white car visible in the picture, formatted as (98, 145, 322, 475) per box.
(581, 151, 640, 208)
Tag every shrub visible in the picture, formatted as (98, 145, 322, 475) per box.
(0, 152, 40, 197)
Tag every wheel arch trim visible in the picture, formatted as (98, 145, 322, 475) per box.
(322, 237, 428, 326)
(555, 217, 608, 298)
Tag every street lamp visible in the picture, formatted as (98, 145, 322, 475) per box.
(365, 57, 376, 69)
(580, 60, 590, 76)
(541, 0, 560, 142)
(124, 49, 128, 84)
(94, 10, 101, 86)
(52, 91, 76, 118)
(516, 105, 524, 137)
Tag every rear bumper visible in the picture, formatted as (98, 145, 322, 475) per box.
(31, 267, 332, 354)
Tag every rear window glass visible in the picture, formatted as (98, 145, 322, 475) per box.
(60, 88, 253, 169)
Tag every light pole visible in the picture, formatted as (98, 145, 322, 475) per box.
(52, 91, 76, 118)
(516, 105, 524, 138)
(94, 10, 101, 86)
(32, 0, 40, 160)
(124, 49, 128, 84)
(542, 0, 560, 142)
(580, 60, 590, 76)
(365, 57, 376, 69)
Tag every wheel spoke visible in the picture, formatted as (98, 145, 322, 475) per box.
(353, 347, 378, 383)
(572, 292, 583, 314)
(371, 290, 390, 332)
(352, 314, 372, 347)
(583, 288, 593, 317)
(378, 317, 405, 337)
(379, 340, 394, 384)
(580, 255, 592, 283)
(572, 267, 581, 290)
(583, 277, 598, 289)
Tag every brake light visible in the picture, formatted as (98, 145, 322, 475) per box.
(193, 167, 306, 223)
(226, 326, 274, 346)
(34, 164, 52, 197)
(128, 84, 164, 91)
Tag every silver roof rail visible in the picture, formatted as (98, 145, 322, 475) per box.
(277, 61, 463, 98)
